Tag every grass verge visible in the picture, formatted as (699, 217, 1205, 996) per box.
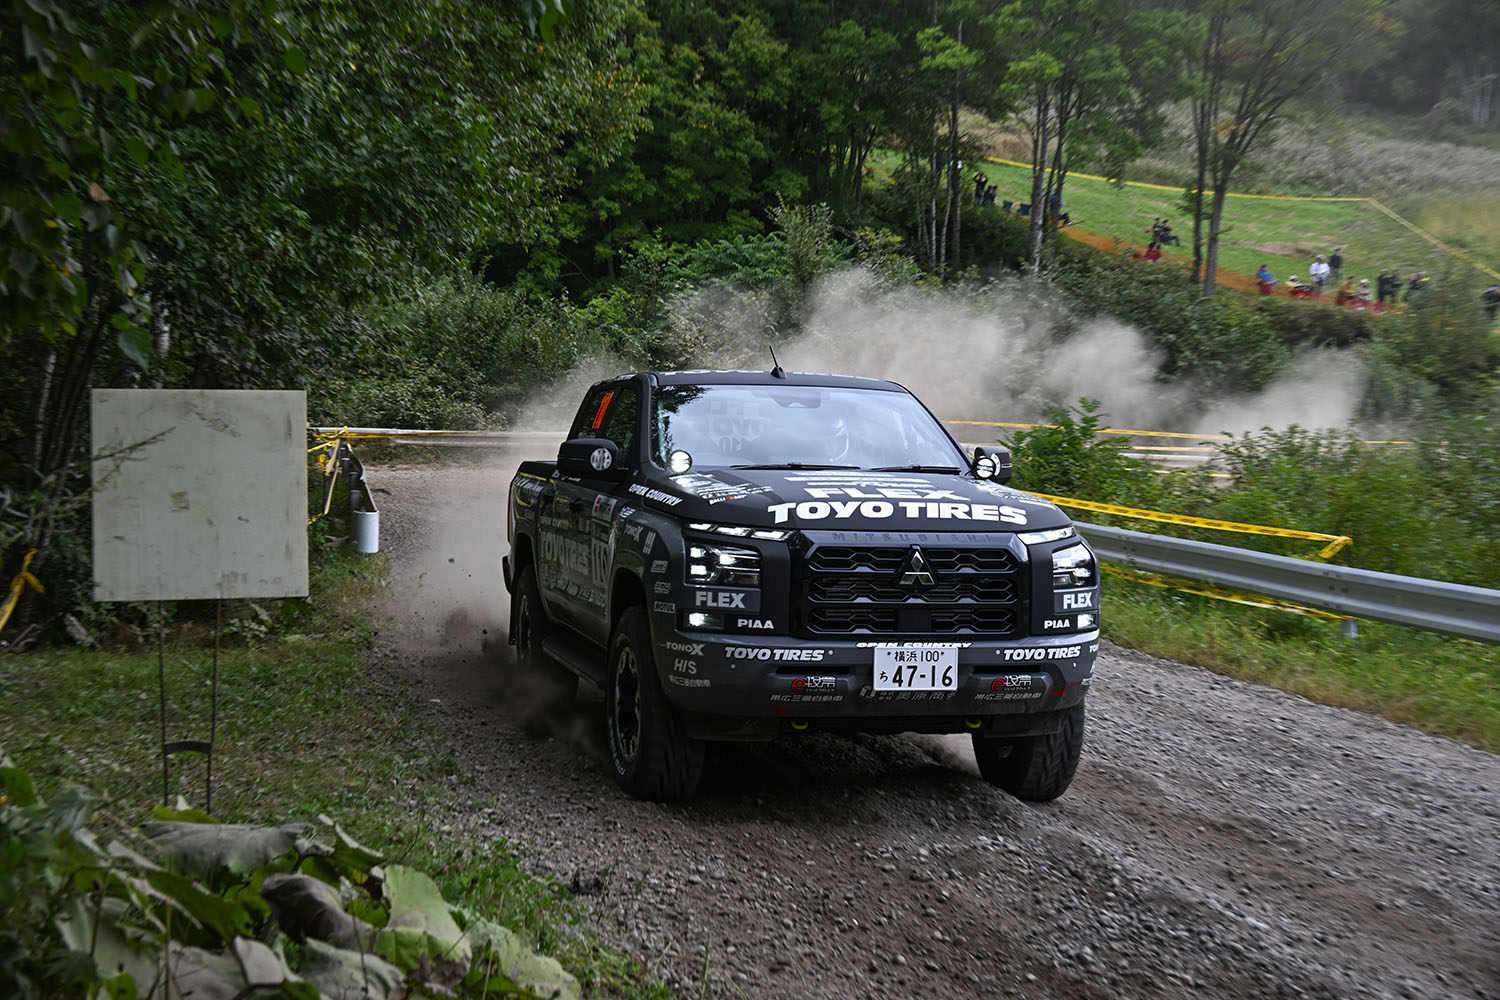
(0, 542, 667, 999)
(1103, 577, 1500, 753)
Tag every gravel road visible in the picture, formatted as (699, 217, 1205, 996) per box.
(367, 457, 1500, 1000)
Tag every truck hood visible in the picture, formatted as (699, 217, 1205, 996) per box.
(629, 468, 1073, 532)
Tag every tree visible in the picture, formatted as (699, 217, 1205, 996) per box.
(1185, 0, 1390, 295)
(1, 0, 641, 615)
(994, 0, 1188, 270)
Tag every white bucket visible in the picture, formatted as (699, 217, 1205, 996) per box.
(352, 508, 380, 553)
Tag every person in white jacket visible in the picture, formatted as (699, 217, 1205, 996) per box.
(1309, 255, 1330, 296)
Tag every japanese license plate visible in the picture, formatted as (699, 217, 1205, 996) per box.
(873, 647, 958, 691)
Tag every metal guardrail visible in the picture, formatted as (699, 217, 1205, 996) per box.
(1077, 521, 1500, 643)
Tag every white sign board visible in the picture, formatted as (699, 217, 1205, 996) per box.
(92, 389, 308, 601)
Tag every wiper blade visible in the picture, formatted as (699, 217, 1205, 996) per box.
(869, 465, 962, 473)
(729, 463, 860, 470)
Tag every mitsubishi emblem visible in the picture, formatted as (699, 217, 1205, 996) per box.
(896, 546, 936, 587)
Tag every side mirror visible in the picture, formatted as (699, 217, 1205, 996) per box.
(971, 446, 1012, 484)
(558, 437, 625, 480)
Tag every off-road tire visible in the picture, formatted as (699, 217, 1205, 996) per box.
(605, 607, 705, 801)
(511, 565, 579, 723)
(972, 703, 1085, 802)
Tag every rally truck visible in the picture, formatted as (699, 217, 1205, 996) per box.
(503, 368, 1100, 802)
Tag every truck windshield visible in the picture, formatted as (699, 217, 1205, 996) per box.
(652, 384, 966, 471)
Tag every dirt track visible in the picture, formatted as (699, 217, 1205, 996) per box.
(370, 458, 1500, 1000)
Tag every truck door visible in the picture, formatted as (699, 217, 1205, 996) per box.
(544, 383, 640, 642)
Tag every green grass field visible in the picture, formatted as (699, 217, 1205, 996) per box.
(973, 156, 1493, 286)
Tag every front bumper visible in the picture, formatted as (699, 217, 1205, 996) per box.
(654, 630, 1098, 741)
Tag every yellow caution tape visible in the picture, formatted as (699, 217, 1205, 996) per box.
(1026, 491, 1352, 559)
(308, 430, 347, 524)
(978, 156, 1367, 201)
(0, 549, 45, 639)
(1366, 199, 1500, 282)
(947, 419, 1411, 447)
(1103, 565, 1350, 620)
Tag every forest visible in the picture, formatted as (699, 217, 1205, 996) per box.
(3, 0, 1500, 623)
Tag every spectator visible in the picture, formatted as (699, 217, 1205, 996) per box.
(1336, 277, 1356, 304)
(1375, 268, 1392, 305)
(1485, 284, 1500, 322)
(1309, 255, 1329, 296)
(983, 184, 997, 206)
(1328, 248, 1343, 285)
(974, 171, 987, 206)
(1158, 220, 1180, 246)
(1256, 264, 1276, 295)
(1357, 278, 1372, 303)
(1405, 271, 1427, 302)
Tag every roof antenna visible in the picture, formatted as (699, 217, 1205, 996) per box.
(769, 345, 786, 379)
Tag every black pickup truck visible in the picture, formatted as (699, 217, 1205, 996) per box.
(503, 369, 1099, 802)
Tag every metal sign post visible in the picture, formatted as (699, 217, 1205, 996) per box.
(93, 390, 308, 812)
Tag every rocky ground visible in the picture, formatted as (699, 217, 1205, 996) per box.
(366, 457, 1500, 1000)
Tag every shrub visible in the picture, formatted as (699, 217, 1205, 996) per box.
(1045, 241, 1291, 394)
(314, 273, 605, 429)
(1002, 399, 1162, 502)
(1250, 297, 1380, 349)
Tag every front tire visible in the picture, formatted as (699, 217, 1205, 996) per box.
(605, 607, 704, 801)
(972, 703, 1085, 802)
(511, 566, 578, 723)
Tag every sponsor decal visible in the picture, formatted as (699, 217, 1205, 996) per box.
(857, 641, 971, 649)
(737, 618, 773, 629)
(654, 580, 672, 594)
(1056, 590, 1098, 612)
(692, 589, 758, 611)
(1000, 645, 1083, 662)
(620, 521, 646, 541)
(669, 675, 711, 688)
(540, 533, 608, 586)
(979, 673, 1043, 701)
(856, 686, 953, 702)
(643, 531, 657, 554)
(770, 693, 840, 704)
(589, 447, 613, 472)
(790, 676, 837, 693)
(628, 483, 684, 507)
(1044, 618, 1071, 629)
(972, 481, 1055, 506)
(665, 641, 706, 655)
(653, 601, 675, 613)
(672, 658, 697, 674)
(671, 473, 774, 505)
(1088, 642, 1099, 653)
(767, 500, 1027, 525)
(724, 647, 826, 662)
(650, 559, 668, 574)
(592, 496, 618, 519)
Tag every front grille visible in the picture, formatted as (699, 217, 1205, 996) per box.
(799, 545, 1026, 637)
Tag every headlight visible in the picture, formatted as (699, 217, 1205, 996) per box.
(687, 521, 790, 541)
(1052, 542, 1096, 589)
(686, 542, 762, 587)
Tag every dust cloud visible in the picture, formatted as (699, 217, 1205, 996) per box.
(660, 268, 1367, 437)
